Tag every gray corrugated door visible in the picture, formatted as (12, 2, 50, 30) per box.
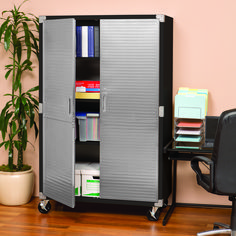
(42, 19, 76, 208)
(100, 19, 160, 202)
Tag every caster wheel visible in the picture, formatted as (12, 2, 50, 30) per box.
(38, 200, 51, 214)
(147, 208, 161, 221)
(213, 225, 220, 230)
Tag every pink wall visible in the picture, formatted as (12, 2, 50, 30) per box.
(1, 0, 235, 205)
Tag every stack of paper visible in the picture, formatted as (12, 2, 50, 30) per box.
(176, 128, 201, 135)
(174, 119, 204, 149)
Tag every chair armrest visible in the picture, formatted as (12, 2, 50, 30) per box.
(191, 156, 214, 192)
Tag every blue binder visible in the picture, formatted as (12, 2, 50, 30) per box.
(88, 26, 94, 57)
(76, 26, 82, 57)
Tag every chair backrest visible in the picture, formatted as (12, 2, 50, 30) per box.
(212, 108, 236, 195)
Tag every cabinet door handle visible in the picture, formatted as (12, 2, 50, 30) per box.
(102, 93, 107, 112)
(68, 98, 71, 115)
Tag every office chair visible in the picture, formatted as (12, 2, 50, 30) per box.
(191, 108, 236, 236)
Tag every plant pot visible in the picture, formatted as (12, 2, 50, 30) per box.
(0, 168, 34, 206)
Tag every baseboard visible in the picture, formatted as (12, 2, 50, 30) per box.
(175, 202, 231, 209)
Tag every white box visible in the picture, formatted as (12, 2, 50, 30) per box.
(75, 163, 93, 196)
(81, 163, 100, 197)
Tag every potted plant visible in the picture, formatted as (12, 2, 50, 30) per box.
(0, 0, 39, 205)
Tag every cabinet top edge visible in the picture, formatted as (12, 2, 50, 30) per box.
(39, 14, 172, 22)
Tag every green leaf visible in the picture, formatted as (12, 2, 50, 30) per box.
(0, 18, 9, 42)
(22, 59, 30, 65)
(3, 93, 16, 97)
(5, 64, 13, 68)
(0, 142, 6, 148)
(13, 68, 22, 91)
(22, 96, 27, 105)
(29, 30, 38, 53)
(22, 59, 32, 71)
(5, 69, 12, 79)
(0, 104, 10, 137)
(32, 49, 39, 60)
(2, 10, 11, 15)
(18, 0, 28, 11)
(24, 103, 30, 116)
(1, 112, 13, 140)
(4, 141, 9, 150)
(34, 19, 39, 31)
(5, 112, 13, 131)
(14, 97, 21, 115)
(22, 22, 31, 59)
(28, 101, 35, 127)
(11, 121, 17, 135)
(4, 24, 12, 51)
(27, 85, 39, 93)
(34, 121, 39, 139)
(26, 93, 39, 107)
(0, 101, 12, 129)
(14, 140, 20, 151)
(27, 45, 31, 59)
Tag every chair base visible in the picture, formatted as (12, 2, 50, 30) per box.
(197, 197, 236, 235)
(197, 228, 231, 235)
(197, 222, 232, 235)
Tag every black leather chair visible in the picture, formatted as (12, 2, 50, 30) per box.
(191, 109, 236, 236)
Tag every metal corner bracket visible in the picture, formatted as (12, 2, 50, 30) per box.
(39, 192, 47, 200)
(159, 106, 165, 117)
(39, 103, 43, 114)
(39, 16, 46, 23)
(154, 199, 164, 207)
(156, 15, 165, 22)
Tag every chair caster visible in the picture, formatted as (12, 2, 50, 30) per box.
(38, 200, 51, 214)
(147, 207, 162, 221)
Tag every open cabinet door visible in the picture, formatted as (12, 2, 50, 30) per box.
(42, 18, 76, 208)
(100, 19, 160, 202)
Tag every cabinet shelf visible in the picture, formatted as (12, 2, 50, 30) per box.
(76, 57, 99, 60)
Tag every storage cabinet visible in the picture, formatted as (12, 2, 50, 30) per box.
(39, 15, 173, 219)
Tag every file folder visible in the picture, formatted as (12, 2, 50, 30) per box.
(88, 26, 94, 57)
(175, 88, 208, 119)
(82, 26, 88, 57)
(76, 26, 82, 57)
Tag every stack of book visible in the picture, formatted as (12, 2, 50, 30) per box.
(76, 112, 100, 142)
(76, 26, 99, 58)
(75, 80, 100, 99)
